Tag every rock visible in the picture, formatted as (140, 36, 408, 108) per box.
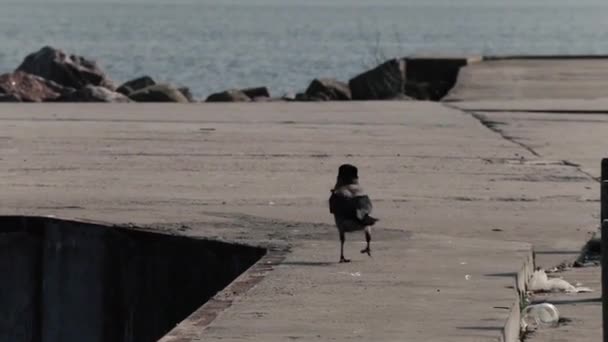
(387, 93, 414, 101)
(252, 96, 270, 102)
(241, 87, 270, 100)
(178, 87, 195, 102)
(0, 93, 21, 102)
(57, 85, 131, 102)
(281, 92, 297, 101)
(116, 76, 156, 96)
(296, 93, 330, 101)
(16, 46, 115, 90)
(305, 78, 351, 101)
(128, 84, 189, 103)
(118, 77, 195, 102)
(295, 93, 309, 101)
(348, 58, 406, 100)
(205, 89, 251, 102)
(0, 71, 69, 102)
(205, 87, 270, 102)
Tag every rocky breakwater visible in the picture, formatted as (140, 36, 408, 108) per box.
(0, 46, 194, 103)
(251, 57, 454, 103)
(0, 46, 473, 103)
(346, 57, 471, 101)
(205, 56, 470, 102)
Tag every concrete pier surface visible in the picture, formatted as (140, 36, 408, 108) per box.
(444, 58, 608, 101)
(0, 100, 601, 341)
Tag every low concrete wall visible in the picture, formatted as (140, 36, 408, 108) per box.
(502, 248, 535, 342)
(0, 216, 265, 342)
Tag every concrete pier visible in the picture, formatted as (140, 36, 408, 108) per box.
(0, 97, 601, 340)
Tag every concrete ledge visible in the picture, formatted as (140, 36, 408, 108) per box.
(484, 55, 608, 61)
(0, 102, 592, 341)
(503, 248, 535, 342)
(407, 55, 483, 64)
(443, 58, 608, 101)
(159, 248, 288, 341)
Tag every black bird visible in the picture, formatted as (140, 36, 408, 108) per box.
(329, 164, 378, 263)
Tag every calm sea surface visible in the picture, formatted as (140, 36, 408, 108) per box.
(1, 0, 608, 97)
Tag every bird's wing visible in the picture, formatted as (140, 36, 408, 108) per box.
(329, 185, 373, 222)
(354, 195, 373, 221)
(329, 190, 346, 214)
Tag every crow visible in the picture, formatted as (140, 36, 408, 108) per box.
(329, 164, 378, 263)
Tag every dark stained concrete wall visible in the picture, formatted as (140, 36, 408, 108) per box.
(0, 232, 41, 342)
(405, 58, 472, 101)
(0, 216, 265, 342)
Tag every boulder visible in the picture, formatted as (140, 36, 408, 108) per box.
(387, 93, 414, 101)
(0, 94, 21, 102)
(295, 93, 310, 101)
(57, 85, 131, 102)
(128, 84, 189, 103)
(305, 78, 351, 101)
(281, 92, 297, 101)
(293, 93, 326, 101)
(16, 46, 115, 90)
(177, 87, 195, 102)
(205, 89, 251, 102)
(348, 58, 406, 100)
(0, 71, 69, 102)
(116, 76, 156, 96)
(241, 87, 270, 100)
(118, 77, 195, 102)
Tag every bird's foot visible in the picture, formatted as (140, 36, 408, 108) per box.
(340, 257, 351, 263)
(360, 247, 371, 256)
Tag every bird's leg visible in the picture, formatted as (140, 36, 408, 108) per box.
(360, 226, 371, 256)
(339, 230, 350, 263)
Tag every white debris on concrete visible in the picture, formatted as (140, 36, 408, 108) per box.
(529, 269, 593, 293)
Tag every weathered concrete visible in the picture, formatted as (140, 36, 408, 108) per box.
(0, 102, 598, 341)
(452, 98, 608, 114)
(452, 99, 608, 341)
(175, 236, 532, 342)
(452, 100, 608, 180)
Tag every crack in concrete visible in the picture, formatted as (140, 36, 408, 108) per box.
(444, 104, 600, 279)
(472, 111, 541, 157)
(443, 103, 541, 157)
(561, 160, 600, 183)
(445, 104, 600, 184)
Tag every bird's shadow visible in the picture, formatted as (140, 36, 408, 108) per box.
(280, 261, 336, 266)
(280, 260, 368, 266)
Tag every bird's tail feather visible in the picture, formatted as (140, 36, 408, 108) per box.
(361, 215, 379, 226)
